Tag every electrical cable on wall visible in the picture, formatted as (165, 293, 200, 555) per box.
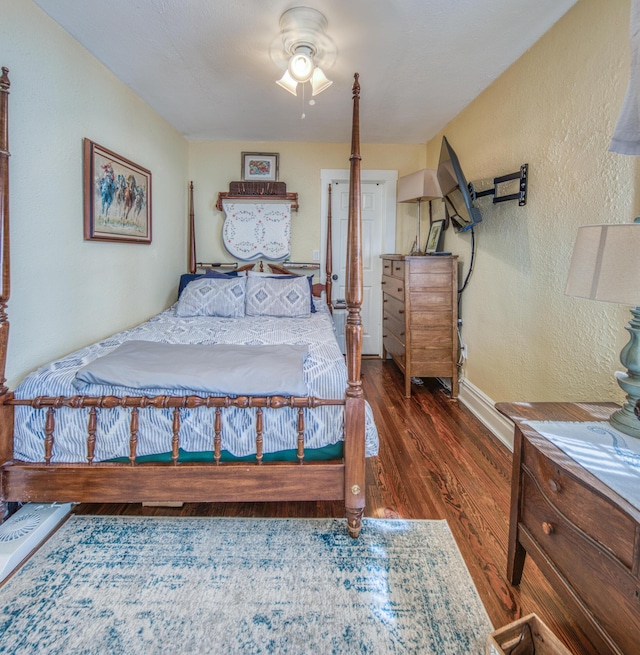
(457, 227, 476, 366)
(457, 224, 476, 296)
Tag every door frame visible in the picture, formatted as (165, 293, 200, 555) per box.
(320, 169, 398, 357)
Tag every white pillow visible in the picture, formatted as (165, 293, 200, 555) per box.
(245, 275, 311, 318)
(176, 276, 246, 318)
(247, 271, 317, 312)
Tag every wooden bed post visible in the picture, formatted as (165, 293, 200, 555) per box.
(0, 68, 13, 494)
(0, 68, 11, 397)
(188, 181, 196, 274)
(325, 184, 333, 314)
(344, 74, 366, 538)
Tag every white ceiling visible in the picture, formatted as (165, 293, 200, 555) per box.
(34, 0, 578, 144)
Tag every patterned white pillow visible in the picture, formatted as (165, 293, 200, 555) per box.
(245, 275, 311, 318)
(176, 277, 246, 318)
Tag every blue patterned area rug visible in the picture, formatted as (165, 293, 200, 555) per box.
(0, 516, 492, 654)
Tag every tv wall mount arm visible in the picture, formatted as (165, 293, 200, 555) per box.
(473, 163, 528, 206)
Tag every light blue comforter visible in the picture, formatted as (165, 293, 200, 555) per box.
(14, 303, 379, 462)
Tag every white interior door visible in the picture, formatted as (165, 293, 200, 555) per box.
(320, 170, 397, 357)
(331, 181, 382, 355)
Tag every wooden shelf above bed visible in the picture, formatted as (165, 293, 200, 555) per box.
(216, 181, 299, 212)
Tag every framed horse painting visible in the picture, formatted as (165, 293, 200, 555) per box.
(83, 139, 152, 244)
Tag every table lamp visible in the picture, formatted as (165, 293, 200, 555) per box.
(565, 220, 640, 437)
(397, 169, 442, 254)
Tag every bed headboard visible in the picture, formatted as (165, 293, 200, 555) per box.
(215, 181, 298, 213)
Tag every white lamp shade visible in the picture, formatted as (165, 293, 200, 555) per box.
(310, 67, 332, 96)
(565, 223, 640, 306)
(397, 169, 442, 202)
(276, 70, 299, 96)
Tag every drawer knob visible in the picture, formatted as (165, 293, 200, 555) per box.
(397, 287, 402, 292)
(548, 479, 561, 493)
(381, 280, 386, 285)
(542, 521, 554, 536)
(398, 309, 405, 314)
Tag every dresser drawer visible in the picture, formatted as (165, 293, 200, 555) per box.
(390, 260, 405, 279)
(410, 311, 453, 330)
(382, 275, 404, 302)
(410, 326, 453, 348)
(410, 291, 452, 312)
(383, 332, 405, 368)
(409, 272, 453, 291)
(407, 258, 452, 275)
(383, 293, 406, 322)
(382, 259, 393, 277)
(410, 348, 455, 371)
(522, 438, 636, 569)
(521, 469, 640, 654)
(383, 312, 405, 343)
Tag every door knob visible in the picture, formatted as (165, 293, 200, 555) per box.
(332, 274, 338, 280)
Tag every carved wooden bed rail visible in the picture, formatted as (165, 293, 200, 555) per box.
(0, 70, 366, 537)
(7, 394, 345, 465)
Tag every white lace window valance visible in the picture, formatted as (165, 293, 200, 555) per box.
(222, 200, 291, 261)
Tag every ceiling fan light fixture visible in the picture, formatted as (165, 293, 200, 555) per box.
(273, 7, 337, 100)
(276, 69, 299, 96)
(310, 66, 332, 96)
(288, 45, 315, 83)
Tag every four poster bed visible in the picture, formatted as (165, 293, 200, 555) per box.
(0, 69, 374, 537)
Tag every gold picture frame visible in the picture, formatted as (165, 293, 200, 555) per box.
(83, 139, 152, 244)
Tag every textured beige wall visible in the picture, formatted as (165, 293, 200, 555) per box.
(426, 0, 638, 404)
(2, 1, 188, 387)
(188, 142, 423, 265)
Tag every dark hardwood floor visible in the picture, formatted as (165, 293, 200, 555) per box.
(75, 359, 594, 654)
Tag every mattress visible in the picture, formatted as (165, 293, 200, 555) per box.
(13, 302, 379, 462)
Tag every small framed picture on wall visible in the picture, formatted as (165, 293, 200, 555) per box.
(241, 152, 279, 182)
(425, 219, 445, 254)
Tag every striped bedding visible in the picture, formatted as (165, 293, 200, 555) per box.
(13, 302, 379, 463)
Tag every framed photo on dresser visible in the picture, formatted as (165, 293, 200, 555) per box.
(425, 220, 444, 253)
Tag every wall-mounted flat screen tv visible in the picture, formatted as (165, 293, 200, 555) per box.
(437, 136, 483, 232)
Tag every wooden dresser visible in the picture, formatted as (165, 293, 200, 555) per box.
(496, 402, 640, 655)
(381, 254, 458, 398)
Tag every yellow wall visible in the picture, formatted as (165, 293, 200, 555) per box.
(188, 142, 423, 265)
(426, 0, 637, 404)
(2, 0, 189, 387)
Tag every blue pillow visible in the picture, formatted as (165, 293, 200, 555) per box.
(178, 270, 238, 298)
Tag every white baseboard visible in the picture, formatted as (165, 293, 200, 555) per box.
(457, 379, 515, 450)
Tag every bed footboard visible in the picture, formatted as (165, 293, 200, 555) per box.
(7, 393, 345, 465)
